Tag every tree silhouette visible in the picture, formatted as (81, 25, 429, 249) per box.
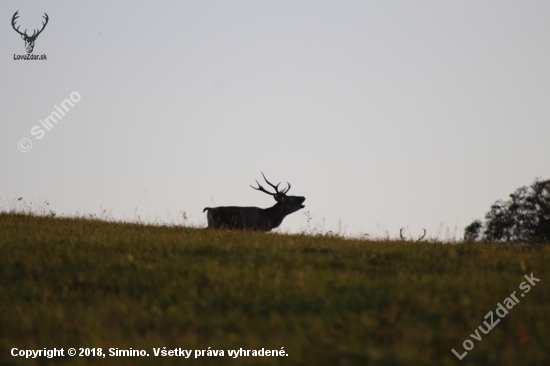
(464, 178, 550, 243)
(464, 219, 483, 241)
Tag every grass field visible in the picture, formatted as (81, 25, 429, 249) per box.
(1, 212, 548, 365)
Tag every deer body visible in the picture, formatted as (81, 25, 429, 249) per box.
(204, 173, 305, 231)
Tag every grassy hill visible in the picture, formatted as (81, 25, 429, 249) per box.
(0, 213, 548, 365)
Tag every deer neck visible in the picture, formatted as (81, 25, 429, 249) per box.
(263, 202, 287, 229)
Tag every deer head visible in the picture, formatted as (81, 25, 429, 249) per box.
(12, 11, 49, 54)
(250, 172, 305, 215)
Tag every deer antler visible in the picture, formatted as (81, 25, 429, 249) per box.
(417, 229, 427, 241)
(11, 11, 48, 40)
(260, 172, 281, 192)
(400, 228, 427, 242)
(31, 13, 49, 39)
(261, 172, 291, 195)
(250, 172, 291, 196)
(11, 11, 26, 37)
(281, 182, 291, 194)
(250, 179, 277, 196)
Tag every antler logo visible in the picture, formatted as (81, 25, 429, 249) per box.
(11, 11, 49, 54)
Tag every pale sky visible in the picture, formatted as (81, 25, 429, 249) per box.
(2, 1, 549, 239)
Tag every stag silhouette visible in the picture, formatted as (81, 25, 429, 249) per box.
(204, 173, 306, 231)
(12, 11, 49, 53)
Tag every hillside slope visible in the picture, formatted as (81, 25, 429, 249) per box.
(1, 213, 548, 365)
